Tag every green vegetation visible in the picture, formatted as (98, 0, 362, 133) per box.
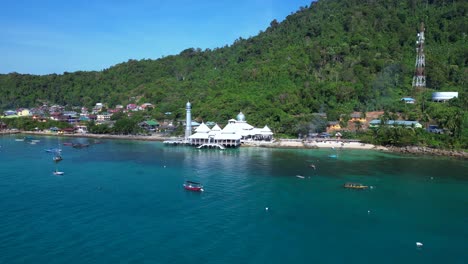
(0, 0, 466, 148)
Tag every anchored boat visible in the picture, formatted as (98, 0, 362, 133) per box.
(183, 181, 204, 192)
(344, 182, 369, 189)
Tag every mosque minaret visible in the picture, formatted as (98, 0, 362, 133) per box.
(185, 101, 192, 140)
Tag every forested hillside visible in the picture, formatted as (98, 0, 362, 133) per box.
(1, 0, 466, 136)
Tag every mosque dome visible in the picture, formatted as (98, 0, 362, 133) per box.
(236, 112, 246, 121)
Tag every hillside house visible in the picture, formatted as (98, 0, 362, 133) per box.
(326, 121, 341, 133)
(369, 120, 422, 129)
(401, 97, 416, 104)
(17, 108, 31, 117)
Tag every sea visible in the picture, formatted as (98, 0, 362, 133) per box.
(0, 135, 466, 264)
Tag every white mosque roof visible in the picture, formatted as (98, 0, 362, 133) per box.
(221, 123, 238, 134)
(261, 125, 273, 135)
(208, 124, 222, 136)
(195, 122, 211, 133)
(189, 133, 209, 139)
(236, 112, 246, 121)
(211, 124, 222, 131)
(214, 133, 242, 140)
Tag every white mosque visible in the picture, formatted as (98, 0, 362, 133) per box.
(185, 102, 273, 148)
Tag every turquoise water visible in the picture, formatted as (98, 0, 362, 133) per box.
(0, 135, 467, 264)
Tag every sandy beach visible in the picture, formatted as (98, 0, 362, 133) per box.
(245, 138, 387, 150)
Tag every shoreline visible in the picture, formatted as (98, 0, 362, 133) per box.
(2, 130, 467, 159)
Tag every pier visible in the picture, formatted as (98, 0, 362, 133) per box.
(197, 143, 225, 150)
(163, 139, 188, 145)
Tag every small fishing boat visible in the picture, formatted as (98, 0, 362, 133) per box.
(53, 155, 63, 162)
(63, 142, 73, 146)
(183, 181, 204, 192)
(53, 170, 64, 175)
(344, 182, 369, 189)
(72, 143, 90, 148)
(328, 154, 338, 159)
(296, 175, 305, 179)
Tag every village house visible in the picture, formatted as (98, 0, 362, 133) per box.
(401, 97, 416, 104)
(97, 112, 112, 122)
(369, 120, 423, 129)
(326, 121, 341, 133)
(17, 108, 31, 117)
(139, 120, 159, 132)
(126, 104, 138, 111)
(140, 103, 154, 110)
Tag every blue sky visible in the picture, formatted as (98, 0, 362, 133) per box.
(0, 0, 313, 75)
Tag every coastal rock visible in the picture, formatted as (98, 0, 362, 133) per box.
(386, 146, 468, 159)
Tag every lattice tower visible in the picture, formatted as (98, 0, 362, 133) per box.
(412, 22, 426, 89)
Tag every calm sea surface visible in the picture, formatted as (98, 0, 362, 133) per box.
(0, 135, 467, 264)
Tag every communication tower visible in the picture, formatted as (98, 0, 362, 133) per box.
(412, 22, 426, 90)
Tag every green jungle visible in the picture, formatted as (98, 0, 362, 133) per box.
(0, 0, 467, 149)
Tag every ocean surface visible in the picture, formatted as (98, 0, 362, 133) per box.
(0, 135, 467, 264)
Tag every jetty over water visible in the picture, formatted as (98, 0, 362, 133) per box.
(197, 143, 225, 150)
(163, 139, 188, 145)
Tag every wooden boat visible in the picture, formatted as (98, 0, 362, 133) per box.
(183, 181, 204, 192)
(344, 182, 369, 189)
(72, 143, 90, 148)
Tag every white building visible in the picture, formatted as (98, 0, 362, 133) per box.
(432, 92, 458, 102)
(188, 112, 274, 148)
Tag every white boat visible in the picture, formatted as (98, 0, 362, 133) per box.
(53, 170, 64, 175)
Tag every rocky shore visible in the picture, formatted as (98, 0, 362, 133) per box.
(386, 145, 468, 159)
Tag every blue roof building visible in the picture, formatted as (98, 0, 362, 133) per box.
(401, 97, 416, 104)
(369, 120, 422, 129)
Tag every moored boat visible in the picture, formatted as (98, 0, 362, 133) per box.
(72, 143, 90, 148)
(344, 182, 369, 189)
(183, 181, 204, 192)
(53, 170, 64, 175)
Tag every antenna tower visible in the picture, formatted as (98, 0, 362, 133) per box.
(412, 22, 426, 90)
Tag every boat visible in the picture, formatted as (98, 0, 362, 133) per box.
(53, 155, 63, 162)
(72, 143, 90, 148)
(63, 142, 73, 146)
(53, 170, 64, 175)
(344, 182, 369, 189)
(183, 181, 204, 192)
(45, 148, 62, 153)
(296, 175, 305, 179)
(328, 154, 338, 159)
